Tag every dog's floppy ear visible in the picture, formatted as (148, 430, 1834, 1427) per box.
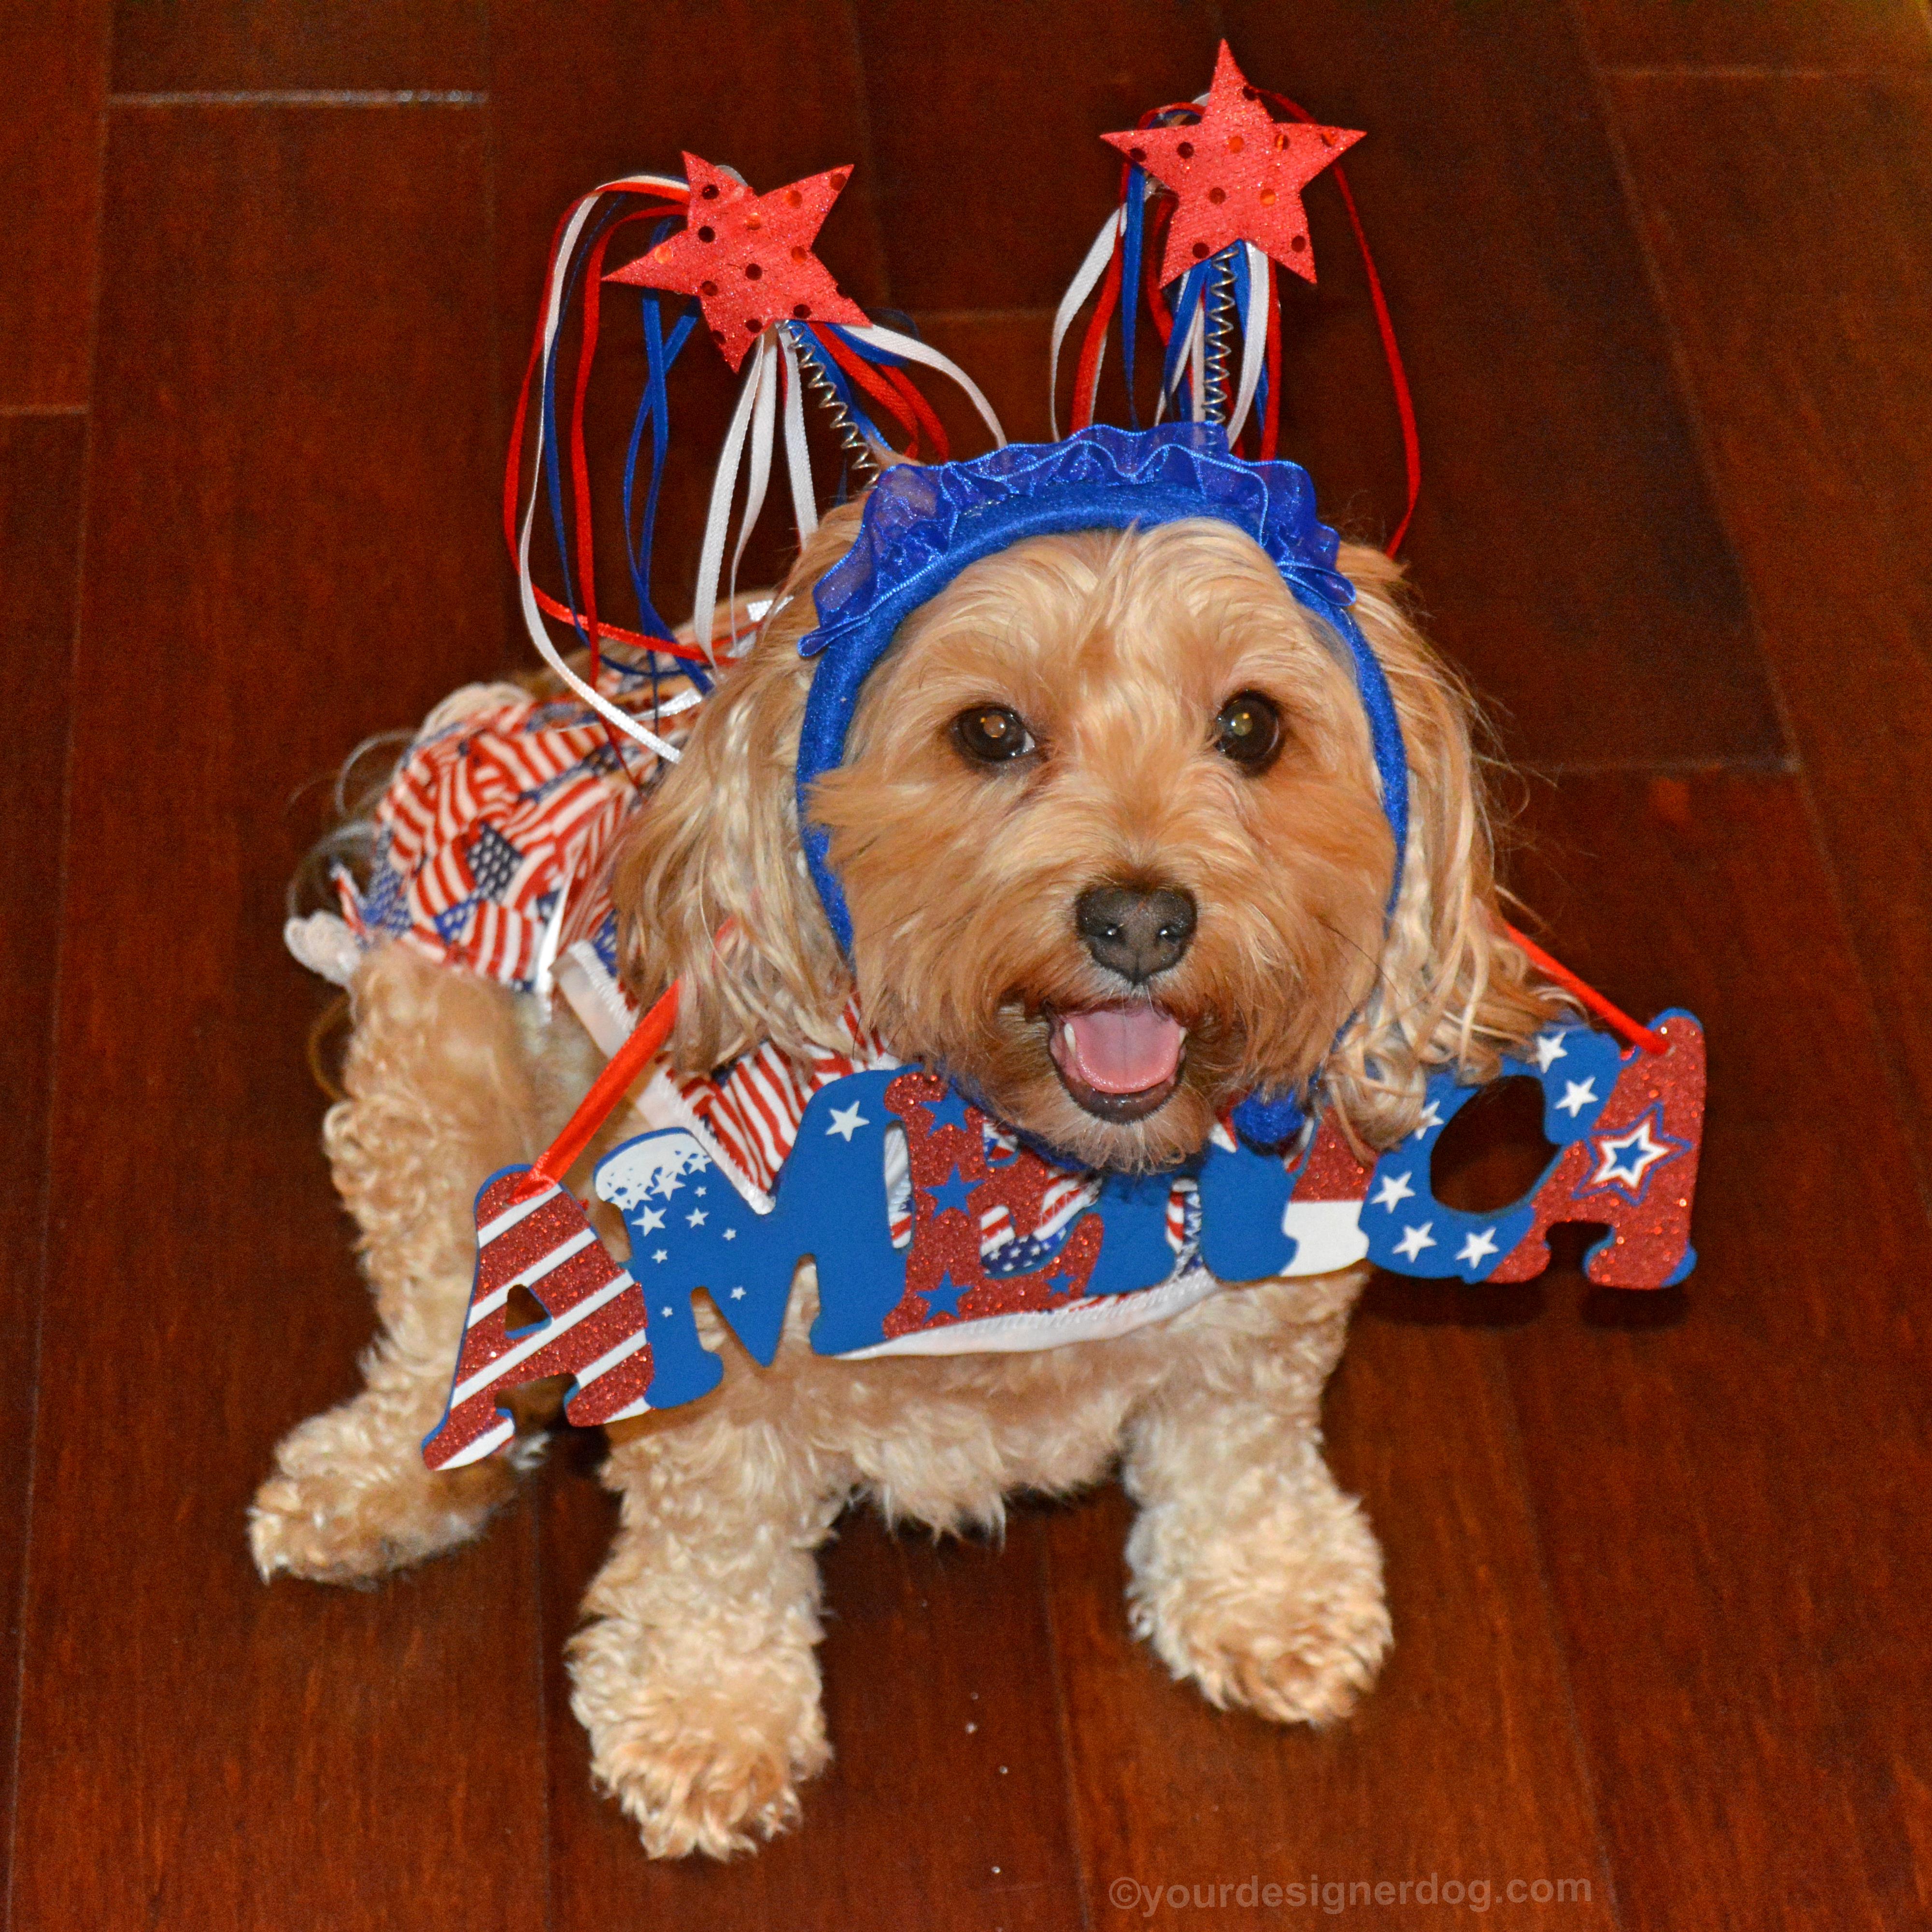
(610, 502, 867, 1074)
(1323, 541, 1563, 1145)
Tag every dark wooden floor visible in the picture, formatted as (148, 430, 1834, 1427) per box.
(4, 3, 1930, 1927)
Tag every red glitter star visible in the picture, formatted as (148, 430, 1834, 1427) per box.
(605, 153, 870, 371)
(1102, 43, 1364, 287)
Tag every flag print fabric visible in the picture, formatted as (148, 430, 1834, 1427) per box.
(335, 666, 693, 1008)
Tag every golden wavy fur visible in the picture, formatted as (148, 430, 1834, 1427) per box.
(254, 503, 1560, 1859)
(619, 511, 1555, 1163)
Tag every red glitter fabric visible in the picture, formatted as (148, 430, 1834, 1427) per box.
(881, 1071, 1105, 1339)
(1490, 1014, 1705, 1287)
(1102, 43, 1363, 287)
(606, 153, 870, 371)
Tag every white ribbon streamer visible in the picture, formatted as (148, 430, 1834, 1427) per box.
(840, 322, 1007, 450)
(532, 872, 570, 1003)
(693, 319, 1006, 649)
(514, 173, 695, 759)
(1226, 244, 1270, 446)
(1187, 299, 1207, 422)
(519, 171, 1009, 714)
(778, 328, 818, 547)
(1048, 207, 1124, 439)
(727, 332, 780, 639)
(689, 331, 771, 656)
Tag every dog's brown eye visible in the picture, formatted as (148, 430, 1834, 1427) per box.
(952, 705, 1036, 765)
(1214, 691, 1283, 769)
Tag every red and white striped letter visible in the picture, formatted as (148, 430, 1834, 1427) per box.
(421, 1167, 654, 1469)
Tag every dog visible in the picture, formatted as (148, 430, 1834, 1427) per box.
(251, 499, 1558, 1857)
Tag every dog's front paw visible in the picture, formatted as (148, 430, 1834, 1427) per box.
(569, 1615, 829, 1859)
(249, 1394, 524, 1584)
(1126, 1483, 1391, 1725)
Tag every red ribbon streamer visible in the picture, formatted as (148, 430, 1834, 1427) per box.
(503, 190, 715, 687)
(821, 327, 925, 455)
(519, 980, 682, 1196)
(880, 359, 950, 463)
(1078, 94, 1420, 553)
(1071, 238, 1125, 432)
(1504, 925, 1668, 1056)
(1262, 88, 1421, 556)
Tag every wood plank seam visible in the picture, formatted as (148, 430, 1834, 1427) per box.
(476, 87, 555, 1922)
(1527, 754, 1799, 778)
(523, 1503, 557, 1932)
(1037, 1529, 1099, 1932)
(1489, 1350, 1631, 1932)
(0, 413, 92, 1932)
(1605, 64, 1932, 79)
(1, 23, 107, 1900)
(1573, 39, 1932, 1229)
(107, 91, 489, 108)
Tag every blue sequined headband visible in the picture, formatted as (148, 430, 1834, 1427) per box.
(793, 421, 1411, 1145)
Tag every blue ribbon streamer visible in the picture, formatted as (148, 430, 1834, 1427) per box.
(538, 197, 632, 657)
(824, 320, 907, 369)
(1120, 166, 1146, 430)
(619, 231, 698, 647)
(1160, 258, 1214, 417)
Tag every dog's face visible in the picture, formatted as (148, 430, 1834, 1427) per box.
(618, 501, 1548, 1165)
(807, 522, 1393, 1169)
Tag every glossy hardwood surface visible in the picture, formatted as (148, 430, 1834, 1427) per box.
(1502, 771, 1932, 1932)
(1224, 0, 1783, 773)
(0, 416, 85, 1852)
(1602, 69, 1932, 1180)
(110, 0, 486, 94)
(0, 0, 110, 406)
(8, 4, 1928, 1925)
(540, 1446, 1089, 1931)
(8, 104, 544, 1932)
(1575, 0, 1932, 72)
(1048, 1364, 1619, 1930)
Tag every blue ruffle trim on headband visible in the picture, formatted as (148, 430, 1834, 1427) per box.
(793, 423, 1411, 1150)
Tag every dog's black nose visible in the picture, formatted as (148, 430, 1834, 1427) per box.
(1074, 884, 1197, 984)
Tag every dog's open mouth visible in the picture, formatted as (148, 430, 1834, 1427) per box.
(1046, 1001, 1187, 1123)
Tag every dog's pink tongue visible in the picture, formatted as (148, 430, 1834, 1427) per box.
(1062, 1005, 1185, 1094)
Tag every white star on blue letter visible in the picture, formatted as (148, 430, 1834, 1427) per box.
(1372, 1169, 1416, 1212)
(1393, 1222, 1436, 1261)
(1457, 1227, 1499, 1268)
(1556, 1078, 1598, 1118)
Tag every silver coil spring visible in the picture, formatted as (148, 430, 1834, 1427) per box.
(1202, 247, 1240, 426)
(785, 324, 881, 481)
